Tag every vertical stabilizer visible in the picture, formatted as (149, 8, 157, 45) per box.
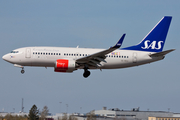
(122, 16, 172, 52)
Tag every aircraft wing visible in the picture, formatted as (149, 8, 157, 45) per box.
(149, 49, 175, 57)
(76, 34, 126, 68)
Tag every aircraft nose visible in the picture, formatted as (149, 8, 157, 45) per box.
(2, 54, 10, 62)
(2, 54, 6, 60)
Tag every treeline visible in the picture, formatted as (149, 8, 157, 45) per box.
(0, 104, 49, 120)
(0, 114, 27, 120)
(0, 104, 96, 120)
(0, 104, 80, 120)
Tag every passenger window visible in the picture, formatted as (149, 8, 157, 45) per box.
(124, 56, 126, 58)
(43, 53, 45, 55)
(122, 56, 123, 58)
(59, 53, 61, 55)
(127, 56, 129, 58)
(56, 53, 58, 55)
(38, 53, 40, 55)
(51, 53, 53, 55)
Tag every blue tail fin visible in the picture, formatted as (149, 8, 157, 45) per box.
(122, 16, 172, 52)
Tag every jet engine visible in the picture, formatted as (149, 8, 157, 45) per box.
(54, 59, 76, 73)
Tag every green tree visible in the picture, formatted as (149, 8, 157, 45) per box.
(28, 104, 39, 120)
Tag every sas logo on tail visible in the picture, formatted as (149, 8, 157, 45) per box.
(141, 40, 163, 49)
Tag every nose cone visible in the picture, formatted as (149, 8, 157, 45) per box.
(2, 54, 6, 60)
(2, 54, 10, 62)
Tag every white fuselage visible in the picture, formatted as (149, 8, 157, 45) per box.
(2, 16, 173, 78)
(2, 46, 164, 70)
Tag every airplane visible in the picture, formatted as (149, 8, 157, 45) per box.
(2, 16, 175, 78)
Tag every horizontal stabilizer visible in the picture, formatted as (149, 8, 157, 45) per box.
(149, 49, 175, 57)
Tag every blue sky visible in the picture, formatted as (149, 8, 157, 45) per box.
(0, 0, 180, 114)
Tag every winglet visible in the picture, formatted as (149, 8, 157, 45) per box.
(112, 34, 126, 48)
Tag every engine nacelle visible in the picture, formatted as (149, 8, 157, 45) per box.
(54, 59, 76, 73)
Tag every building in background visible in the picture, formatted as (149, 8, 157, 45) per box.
(1, 107, 180, 120)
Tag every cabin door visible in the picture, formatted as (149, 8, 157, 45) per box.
(26, 48, 31, 58)
(133, 52, 137, 63)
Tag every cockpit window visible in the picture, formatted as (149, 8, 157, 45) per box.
(11, 51, 19, 53)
